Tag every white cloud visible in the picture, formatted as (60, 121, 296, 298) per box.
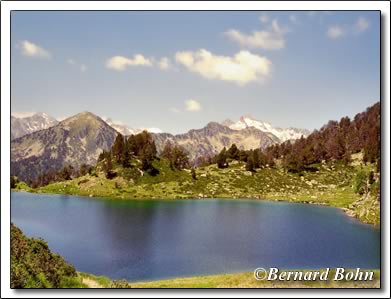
(158, 57, 172, 70)
(327, 17, 369, 40)
(106, 54, 153, 71)
(17, 40, 51, 59)
(185, 99, 202, 112)
(327, 25, 345, 39)
(67, 58, 75, 65)
(176, 49, 271, 86)
(80, 64, 87, 72)
(225, 19, 288, 50)
(259, 14, 269, 23)
(355, 17, 370, 33)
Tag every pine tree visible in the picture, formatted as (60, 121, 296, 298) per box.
(11, 176, 18, 188)
(252, 149, 260, 168)
(140, 140, 158, 175)
(216, 147, 228, 168)
(191, 168, 197, 180)
(122, 139, 131, 168)
(239, 150, 248, 162)
(101, 151, 115, 179)
(161, 141, 174, 160)
(171, 145, 190, 170)
(227, 144, 240, 160)
(112, 133, 125, 163)
(245, 153, 255, 172)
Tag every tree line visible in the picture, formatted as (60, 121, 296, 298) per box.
(12, 103, 380, 189)
(98, 131, 191, 179)
(211, 102, 380, 173)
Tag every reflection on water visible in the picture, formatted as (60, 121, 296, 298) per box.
(11, 192, 380, 281)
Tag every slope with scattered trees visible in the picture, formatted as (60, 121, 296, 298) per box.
(12, 103, 381, 225)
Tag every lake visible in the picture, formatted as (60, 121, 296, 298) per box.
(11, 192, 380, 282)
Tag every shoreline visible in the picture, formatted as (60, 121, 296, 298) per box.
(78, 269, 381, 288)
(11, 188, 376, 226)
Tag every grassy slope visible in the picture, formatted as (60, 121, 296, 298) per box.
(18, 157, 379, 225)
(79, 270, 380, 288)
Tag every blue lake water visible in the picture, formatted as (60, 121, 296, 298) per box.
(11, 192, 380, 281)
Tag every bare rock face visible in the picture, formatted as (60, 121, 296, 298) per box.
(224, 115, 310, 142)
(152, 122, 280, 161)
(11, 111, 310, 183)
(11, 113, 59, 140)
(11, 112, 117, 183)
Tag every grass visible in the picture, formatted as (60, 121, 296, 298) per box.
(14, 158, 380, 225)
(78, 272, 112, 288)
(77, 269, 380, 288)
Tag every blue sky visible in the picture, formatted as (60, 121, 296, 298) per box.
(11, 11, 380, 134)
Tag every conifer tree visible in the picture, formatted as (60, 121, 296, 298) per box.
(216, 147, 228, 168)
(246, 153, 255, 172)
(227, 144, 240, 160)
(112, 133, 125, 163)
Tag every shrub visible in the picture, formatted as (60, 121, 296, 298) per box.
(353, 169, 369, 195)
(11, 223, 80, 288)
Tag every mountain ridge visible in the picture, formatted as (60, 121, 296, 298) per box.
(11, 112, 59, 140)
(11, 111, 310, 182)
(11, 112, 118, 182)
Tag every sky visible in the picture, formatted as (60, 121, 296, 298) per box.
(11, 11, 380, 134)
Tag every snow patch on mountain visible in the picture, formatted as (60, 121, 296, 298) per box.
(103, 118, 162, 135)
(11, 112, 59, 139)
(225, 115, 310, 142)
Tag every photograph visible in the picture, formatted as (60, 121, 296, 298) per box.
(2, 3, 388, 295)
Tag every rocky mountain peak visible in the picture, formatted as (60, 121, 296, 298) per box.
(60, 111, 107, 129)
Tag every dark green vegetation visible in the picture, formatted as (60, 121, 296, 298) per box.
(10, 224, 84, 288)
(213, 102, 380, 174)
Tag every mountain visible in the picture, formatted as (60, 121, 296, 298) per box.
(11, 111, 308, 182)
(11, 112, 59, 140)
(11, 112, 117, 183)
(103, 118, 136, 136)
(152, 122, 280, 161)
(224, 115, 310, 142)
(103, 117, 163, 135)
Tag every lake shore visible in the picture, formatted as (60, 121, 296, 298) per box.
(11, 187, 379, 226)
(11, 160, 380, 226)
(78, 269, 381, 288)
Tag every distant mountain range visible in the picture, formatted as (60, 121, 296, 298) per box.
(103, 117, 163, 136)
(224, 115, 310, 142)
(11, 111, 309, 182)
(11, 113, 59, 139)
(11, 112, 117, 183)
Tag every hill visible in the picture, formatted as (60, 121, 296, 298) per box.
(11, 112, 118, 183)
(11, 223, 84, 288)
